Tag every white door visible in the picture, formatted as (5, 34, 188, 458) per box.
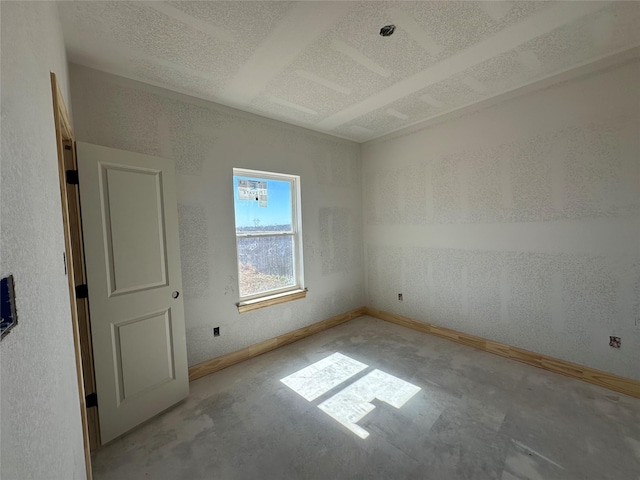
(77, 142, 188, 444)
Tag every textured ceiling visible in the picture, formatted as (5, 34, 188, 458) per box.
(59, 1, 640, 142)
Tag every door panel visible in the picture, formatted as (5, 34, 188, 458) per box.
(115, 309, 175, 402)
(103, 166, 167, 294)
(77, 142, 188, 444)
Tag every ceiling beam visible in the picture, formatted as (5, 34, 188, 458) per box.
(391, 8, 442, 56)
(147, 3, 236, 43)
(331, 39, 391, 78)
(316, 1, 607, 131)
(221, 2, 354, 108)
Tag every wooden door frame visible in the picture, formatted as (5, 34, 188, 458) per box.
(51, 72, 99, 480)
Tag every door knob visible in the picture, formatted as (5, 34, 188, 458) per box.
(172, 291, 180, 299)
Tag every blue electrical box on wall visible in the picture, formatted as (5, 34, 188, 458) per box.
(1, 275, 18, 339)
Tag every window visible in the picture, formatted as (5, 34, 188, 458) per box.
(233, 168, 305, 311)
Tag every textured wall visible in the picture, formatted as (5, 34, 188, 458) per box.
(362, 59, 640, 381)
(0, 2, 87, 479)
(69, 65, 364, 366)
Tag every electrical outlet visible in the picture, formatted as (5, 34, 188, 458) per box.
(213, 327, 220, 337)
(609, 336, 621, 348)
(398, 293, 403, 301)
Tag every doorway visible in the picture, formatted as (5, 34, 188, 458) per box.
(50, 72, 97, 479)
(51, 72, 190, 464)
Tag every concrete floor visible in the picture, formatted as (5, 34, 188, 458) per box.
(93, 316, 640, 480)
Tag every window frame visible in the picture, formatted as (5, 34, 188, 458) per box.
(233, 168, 305, 307)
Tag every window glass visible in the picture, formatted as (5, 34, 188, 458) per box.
(237, 236, 295, 297)
(233, 169, 303, 301)
(234, 176, 292, 233)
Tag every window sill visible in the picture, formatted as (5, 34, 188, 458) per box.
(237, 288, 307, 314)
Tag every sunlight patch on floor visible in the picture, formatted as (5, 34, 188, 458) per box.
(280, 352, 368, 401)
(280, 353, 420, 439)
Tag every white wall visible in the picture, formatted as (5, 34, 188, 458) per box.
(0, 2, 87, 479)
(362, 58, 640, 381)
(69, 65, 364, 366)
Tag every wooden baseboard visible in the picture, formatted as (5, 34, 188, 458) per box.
(364, 306, 640, 399)
(188, 307, 366, 381)
(188, 304, 640, 399)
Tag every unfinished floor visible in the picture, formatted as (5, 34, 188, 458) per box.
(92, 316, 640, 480)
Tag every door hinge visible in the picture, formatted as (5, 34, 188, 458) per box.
(66, 169, 79, 185)
(85, 392, 98, 408)
(75, 284, 89, 299)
